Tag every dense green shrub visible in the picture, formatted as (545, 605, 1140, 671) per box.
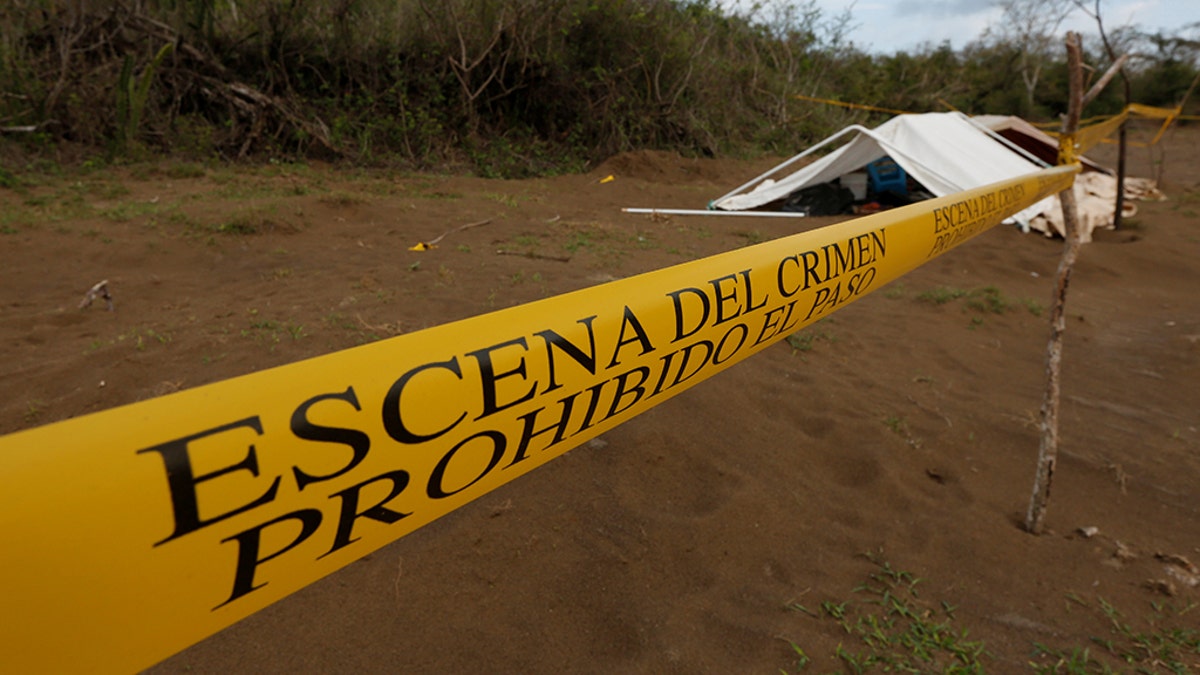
(0, 0, 1195, 174)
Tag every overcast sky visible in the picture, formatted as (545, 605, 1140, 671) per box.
(729, 1, 1200, 54)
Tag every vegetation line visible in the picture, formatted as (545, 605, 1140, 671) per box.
(0, 1, 1195, 176)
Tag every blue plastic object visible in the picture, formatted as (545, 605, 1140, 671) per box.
(866, 157, 907, 196)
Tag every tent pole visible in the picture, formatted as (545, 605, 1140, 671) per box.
(711, 125, 872, 205)
(622, 208, 808, 218)
(954, 112, 1053, 168)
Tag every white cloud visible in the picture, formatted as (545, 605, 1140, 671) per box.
(725, 0, 1199, 53)
(892, 0, 997, 18)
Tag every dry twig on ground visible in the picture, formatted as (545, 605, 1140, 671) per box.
(78, 280, 114, 311)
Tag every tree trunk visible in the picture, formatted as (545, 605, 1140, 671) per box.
(1025, 31, 1084, 535)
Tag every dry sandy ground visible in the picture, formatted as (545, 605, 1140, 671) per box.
(2, 124, 1198, 673)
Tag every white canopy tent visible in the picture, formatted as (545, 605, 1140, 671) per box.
(711, 112, 1057, 228)
(973, 114, 1111, 174)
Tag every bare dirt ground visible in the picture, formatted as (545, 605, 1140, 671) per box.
(2, 124, 1198, 673)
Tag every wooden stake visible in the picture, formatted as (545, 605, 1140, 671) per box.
(1025, 32, 1085, 535)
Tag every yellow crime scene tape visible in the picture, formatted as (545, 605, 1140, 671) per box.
(793, 93, 919, 116)
(1041, 102, 1185, 150)
(0, 164, 1078, 673)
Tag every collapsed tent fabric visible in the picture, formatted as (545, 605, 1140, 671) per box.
(1027, 173, 1163, 241)
(713, 112, 1057, 227)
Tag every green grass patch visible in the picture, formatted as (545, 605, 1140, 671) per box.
(917, 286, 970, 305)
(89, 181, 132, 200)
(1029, 596, 1200, 673)
(561, 223, 614, 256)
(209, 205, 296, 236)
(788, 566, 1200, 674)
(964, 286, 1010, 314)
(786, 554, 986, 673)
(11, 186, 93, 225)
(734, 229, 767, 246)
(0, 165, 20, 188)
(882, 415, 907, 435)
(483, 191, 520, 207)
(412, 188, 463, 200)
(917, 285, 1042, 320)
(883, 282, 908, 299)
(784, 321, 834, 354)
(786, 332, 817, 352)
(241, 313, 308, 347)
(96, 199, 163, 222)
(163, 162, 207, 179)
(318, 191, 370, 207)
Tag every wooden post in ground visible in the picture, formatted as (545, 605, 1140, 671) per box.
(1025, 32, 1085, 535)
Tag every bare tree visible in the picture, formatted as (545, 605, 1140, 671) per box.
(416, 0, 563, 135)
(984, 0, 1076, 114)
(736, 1, 862, 135)
(1026, 33, 1126, 535)
(1074, 0, 1133, 228)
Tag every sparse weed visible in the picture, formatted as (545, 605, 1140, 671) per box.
(883, 415, 907, 435)
(483, 192, 519, 207)
(1021, 298, 1044, 316)
(917, 286, 969, 305)
(0, 165, 19, 188)
(785, 555, 986, 673)
(219, 209, 270, 234)
(786, 332, 815, 352)
(564, 230, 595, 253)
(735, 229, 767, 246)
(883, 414, 922, 448)
(164, 162, 206, 179)
(918, 285, 1023, 324)
(319, 191, 368, 207)
(97, 200, 161, 222)
(883, 282, 907, 299)
(205, 205, 295, 235)
(240, 316, 307, 348)
(1029, 596, 1200, 674)
(414, 189, 462, 200)
(965, 285, 1010, 314)
(323, 312, 357, 331)
(785, 324, 833, 354)
(23, 399, 46, 424)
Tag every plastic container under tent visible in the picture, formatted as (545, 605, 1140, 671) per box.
(841, 172, 869, 201)
(866, 156, 908, 196)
